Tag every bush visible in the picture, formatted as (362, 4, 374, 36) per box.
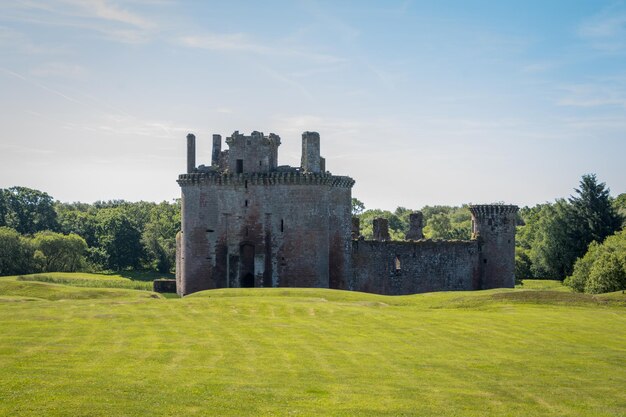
(565, 230, 626, 293)
(584, 252, 626, 294)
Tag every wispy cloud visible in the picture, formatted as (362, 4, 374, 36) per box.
(520, 62, 555, 74)
(179, 32, 346, 64)
(0, 0, 159, 43)
(558, 80, 626, 108)
(0, 26, 69, 54)
(578, 6, 626, 52)
(62, 0, 154, 29)
(29, 62, 87, 78)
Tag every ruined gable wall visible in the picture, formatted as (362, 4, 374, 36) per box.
(351, 240, 480, 295)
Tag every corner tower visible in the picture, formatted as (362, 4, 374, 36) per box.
(469, 204, 519, 289)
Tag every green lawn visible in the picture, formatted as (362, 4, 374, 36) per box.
(0, 276, 624, 416)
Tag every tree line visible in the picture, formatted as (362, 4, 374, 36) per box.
(0, 186, 179, 276)
(353, 174, 625, 293)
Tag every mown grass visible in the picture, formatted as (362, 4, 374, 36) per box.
(0, 280, 624, 416)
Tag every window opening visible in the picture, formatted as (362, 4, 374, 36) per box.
(236, 159, 243, 173)
(280, 219, 284, 232)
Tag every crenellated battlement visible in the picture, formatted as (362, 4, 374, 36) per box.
(225, 130, 281, 148)
(177, 171, 355, 188)
(468, 204, 519, 216)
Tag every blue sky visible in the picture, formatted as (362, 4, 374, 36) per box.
(0, 0, 624, 210)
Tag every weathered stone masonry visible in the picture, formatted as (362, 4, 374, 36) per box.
(176, 130, 518, 296)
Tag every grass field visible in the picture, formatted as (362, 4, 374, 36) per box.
(0, 275, 624, 416)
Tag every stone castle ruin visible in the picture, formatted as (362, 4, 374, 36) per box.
(176, 131, 518, 296)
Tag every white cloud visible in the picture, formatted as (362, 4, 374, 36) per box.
(178, 33, 346, 64)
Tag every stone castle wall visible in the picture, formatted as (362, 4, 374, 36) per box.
(176, 130, 518, 297)
(350, 240, 480, 295)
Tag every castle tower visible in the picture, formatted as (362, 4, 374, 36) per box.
(177, 131, 354, 296)
(468, 205, 519, 289)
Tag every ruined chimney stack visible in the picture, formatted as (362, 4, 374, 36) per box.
(186, 133, 196, 174)
(211, 134, 222, 166)
(373, 218, 390, 241)
(301, 131, 321, 173)
(406, 212, 424, 240)
(351, 217, 360, 239)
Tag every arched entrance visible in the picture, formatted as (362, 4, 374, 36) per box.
(239, 243, 255, 288)
(241, 273, 254, 288)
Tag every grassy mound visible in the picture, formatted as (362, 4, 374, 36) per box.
(0, 279, 162, 301)
(12, 272, 163, 291)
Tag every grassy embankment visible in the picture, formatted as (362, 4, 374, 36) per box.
(0, 274, 624, 417)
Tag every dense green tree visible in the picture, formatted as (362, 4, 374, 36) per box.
(358, 209, 406, 240)
(351, 198, 365, 216)
(526, 175, 622, 281)
(529, 200, 578, 279)
(142, 201, 180, 273)
(56, 206, 99, 247)
(612, 193, 626, 228)
(422, 206, 471, 240)
(569, 174, 622, 243)
(515, 205, 547, 280)
(0, 227, 35, 275)
(95, 208, 144, 270)
(0, 187, 58, 234)
(32, 231, 87, 272)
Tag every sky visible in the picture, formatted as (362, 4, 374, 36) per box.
(0, 0, 625, 211)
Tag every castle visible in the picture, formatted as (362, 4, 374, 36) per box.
(175, 131, 518, 296)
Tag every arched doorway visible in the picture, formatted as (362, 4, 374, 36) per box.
(239, 243, 255, 288)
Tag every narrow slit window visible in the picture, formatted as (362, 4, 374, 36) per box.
(245, 200, 248, 207)
(394, 256, 401, 272)
(280, 219, 284, 233)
